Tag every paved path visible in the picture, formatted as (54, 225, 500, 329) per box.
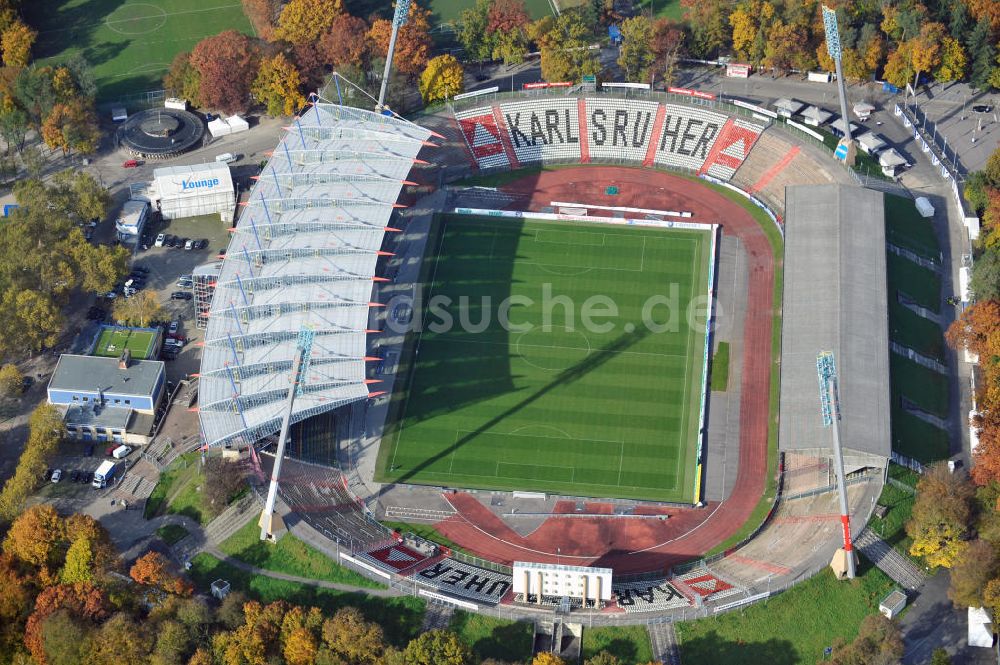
(649, 621, 682, 665)
(899, 570, 996, 665)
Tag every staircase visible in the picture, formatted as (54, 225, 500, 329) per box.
(204, 494, 259, 545)
(648, 621, 681, 665)
(421, 601, 455, 631)
(855, 527, 925, 590)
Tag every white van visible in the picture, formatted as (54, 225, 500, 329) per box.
(215, 152, 237, 164)
(111, 445, 132, 459)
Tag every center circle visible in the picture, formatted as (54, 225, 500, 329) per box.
(105, 4, 167, 35)
(515, 326, 591, 371)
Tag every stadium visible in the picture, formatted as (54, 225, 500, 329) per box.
(197, 87, 899, 618)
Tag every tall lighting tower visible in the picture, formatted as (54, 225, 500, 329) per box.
(817, 351, 856, 579)
(822, 5, 856, 166)
(377, 0, 412, 111)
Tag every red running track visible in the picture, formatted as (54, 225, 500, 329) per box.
(433, 167, 776, 574)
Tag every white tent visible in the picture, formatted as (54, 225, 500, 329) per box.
(225, 115, 249, 134)
(969, 606, 994, 648)
(856, 132, 887, 155)
(207, 118, 231, 137)
(853, 102, 875, 120)
(800, 105, 832, 127)
(829, 117, 861, 138)
(773, 98, 805, 118)
(915, 196, 935, 218)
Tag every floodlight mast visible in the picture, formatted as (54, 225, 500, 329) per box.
(822, 6, 854, 145)
(817, 351, 856, 579)
(259, 328, 315, 541)
(377, 0, 412, 111)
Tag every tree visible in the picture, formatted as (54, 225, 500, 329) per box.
(321, 607, 385, 664)
(284, 626, 319, 665)
(827, 614, 903, 665)
(883, 43, 916, 89)
(130, 551, 191, 596)
(530, 11, 601, 83)
(0, 405, 63, 523)
(60, 537, 94, 584)
(403, 629, 472, 665)
(930, 648, 952, 665)
(532, 655, 567, 665)
(202, 457, 246, 510)
(252, 53, 304, 117)
(418, 55, 464, 104)
(367, 2, 433, 77)
(317, 14, 369, 68)
(25, 583, 108, 663)
(151, 619, 191, 665)
(909, 22, 947, 88)
(965, 0, 1000, 33)
(242, 0, 281, 41)
(970, 251, 1000, 302)
(163, 53, 201, 107)
(618, 15, 654, 82)
(681, 0, 730, 57)
(54, 169, 111, 221)
(2, 504, 63, 567)
(729, 0, 774, 66)
(934, 36, 967, 82)
(0, 105, 29, 152)
(584, 652, 622, 665)
(189, 31, 259, 114)
(40, 98, 100, 155)
(763, 20, 809, 75)
(84, 613, 152, 665)
(907, 463, 976, 566)
(651, 19, 686, 87)
(967, 19, 997, 90)
(0, 362, 21, 396)
(112, 291, 164, 328)
(459, 0, 494, 64)
(275, 0, 343, 45)
(949, 539, 998, 607)
(487, 0, 530, 66)
(40, 610, 87, 665)
(1, 20, 35, 69)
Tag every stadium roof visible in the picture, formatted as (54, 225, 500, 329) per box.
(779, 184, 891, 462)
(197, 101, 434, 449)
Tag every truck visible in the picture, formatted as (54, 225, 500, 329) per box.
(92, 460, 117, 489)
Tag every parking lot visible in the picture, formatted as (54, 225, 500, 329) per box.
(35, 439, 140, 512)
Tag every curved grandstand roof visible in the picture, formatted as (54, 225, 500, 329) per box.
(198, 102, 433, 448)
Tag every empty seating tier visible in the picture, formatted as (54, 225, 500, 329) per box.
(412, 558, 512, 605)
(612, 579, 691, 613)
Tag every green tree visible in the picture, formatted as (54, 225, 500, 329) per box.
(949, 539, 998, 607)
(41, 610, 87, 665)
(53, 170, 111, 221)
(617, 15, 654, 82)
(60, 537, 94, 584)
(151, 619, 191, 665)
(584, 652, 622, 665)
(84, 613, 152, 665)
(459, 0, 494, 63)
(163, 52, 201, 107)
(403, 629, 472, 665)
(112, 291, 164, 328)
(0, 363, 22, 396)
(3, 289, 62, 355)
(530, 10, 601, 83)
(971, 249, 1000, 301)
(967, 18, 996, 89)
(930, 648, 952, 665)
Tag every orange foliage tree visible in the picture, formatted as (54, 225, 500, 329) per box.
(129, 551, 193, 597)
(1, 20, 35, 68)
(189, 30, 259, 114)
(274, 0, 343, 46)
(317, 14, 369, 68)
(367, 2, 432, 77)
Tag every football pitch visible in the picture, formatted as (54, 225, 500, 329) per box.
(377, 214, 715, 503)
(26, 0, 253, 101)
(93, 326, 157, 360)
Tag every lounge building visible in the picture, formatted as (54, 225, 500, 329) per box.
(153, 163, 235, 222)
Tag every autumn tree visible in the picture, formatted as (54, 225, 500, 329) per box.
(933, 36, 967, 82)
(403, 629, 473, 665)
(0, 362, 21, 396)
(826, 614, 903, 665)
(163, 52, 201, 107)
(906, 463, 976, 567)
(60, 537, 94, 585)
(367, 2, 433, 77)
(252, 52, 305, 117)
(909, 22, 947, 89)
(130, 551, 192, 597)
(584, 652, 623, 665)
(84, 612, 153, 665)
(189, 31, 259, 114)
(317, 14, 369, 68)
(24, 583, 108, 663)
(275, 0, 343, 45)
(112, 290, 164, 328)
(763, 20, 811, 75)
(530, 10, 601, 83)
(459, 0, 494, 64)
(533, 654, 568, 665)
(883, 43, 916, 88)
(419, 54, 464, 104)
(320, 606, 385, 663)
(202, 456, 246, 510)
(618, 15, 654, 82)
(284, 626, 319, 665)
(1, 20, 35, 69)
(0, 406, 64, 524)
(40, 610, 87, 665)
(949, 538, 998, 607)
(729, 0, 774, 66)
(651, 19, 686, 87)
(487, 0, 530, 66)
(681, 0, 730, 57)
(40, 98, 100, 155)
(242, 0, 281, 40)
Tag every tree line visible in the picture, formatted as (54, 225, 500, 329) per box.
(0, 505, 663, 665)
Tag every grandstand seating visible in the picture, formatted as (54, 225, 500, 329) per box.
(673, 568, 743, 602)
(452, 98, 766, 182)
(499, 98, 582, 164)
(612, 579, 691, 613)
(412, 558, 512, 605)
(358, 543, 429, 574)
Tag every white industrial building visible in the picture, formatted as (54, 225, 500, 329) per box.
(115, 199, 149, 243)
(513, 562, 612, 607)
(153, 163, 235, 222)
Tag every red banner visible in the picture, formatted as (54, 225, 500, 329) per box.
(523, 81, 573, 90)
(668, 87, 694, 96)
(691, 90, 717, 100)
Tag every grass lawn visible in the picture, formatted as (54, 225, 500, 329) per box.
(891, 402, 949, 463)
(711, 341, 730, 392)
(890, 354, 948, 417)
(350, 0, 554, 26)
(889, 299, 945, 361)
(188, 553, 424, 646)
(379, 214, 713, 503)
(884, 195, 940, 260)
(886, 253, 941, 313)
(676, 560, 895, 665)
(92, 326, 158, 359)
(219, 520, 384, 590)
(155, 523, 189, 546)
(144, 452, 219, 525)
(25, 0, 253, 101)
(631, 0, 685, 20)
(868, 465, 920, 565)
(382, 520, 474, 557)
(449, 611, 534, 663)
(582, 625, 654, 664)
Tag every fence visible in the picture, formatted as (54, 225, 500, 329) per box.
(889, 451, 926, 474)
(98, 89, 167, 112)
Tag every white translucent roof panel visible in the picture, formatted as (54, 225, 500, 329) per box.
(198, 102, 433, 448)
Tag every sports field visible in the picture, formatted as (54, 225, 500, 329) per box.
(93, 326, 157, 359)
(26, 0, 253, 101)
(378, 214, 714, 503)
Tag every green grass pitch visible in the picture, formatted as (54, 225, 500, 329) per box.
(377, 214, 714, 503)
(26, 0, 253, 101)
(93, 327, 157, 359)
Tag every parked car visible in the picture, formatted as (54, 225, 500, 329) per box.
(85, 444, 94, 457)
(154, 233, 166, 247)
(122, 159, 140, 168)
(50, 469, 62, 483)
(112, 445, 132, 459)
(973, 104, 994, 114)
(171, 291, 192, 301)
(165, 235, 178, 247)
(196, 239, 209, 250)
(168, 320, 179, 334)
(105, 445, 118, 456)
(70, 470, 81, 483)
(44, 468, 53, 481)
(184, 238, 194, 250)
(85, 471, 94, 484)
